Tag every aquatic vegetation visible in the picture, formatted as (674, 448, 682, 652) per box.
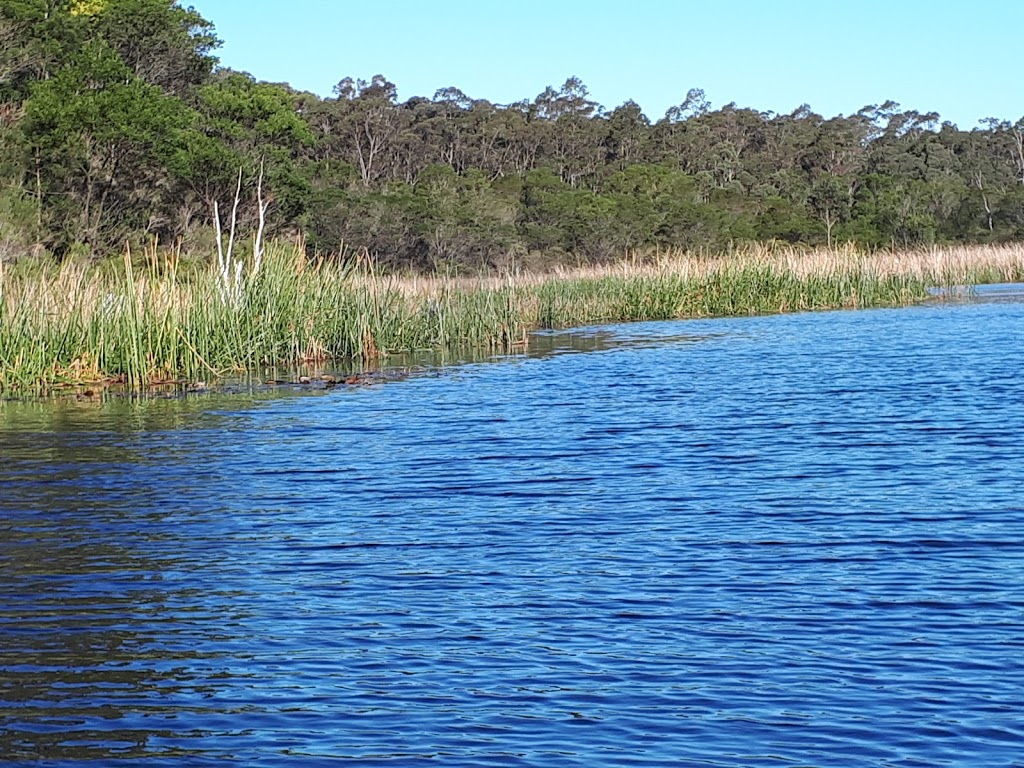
(2, 242, 1023, 394)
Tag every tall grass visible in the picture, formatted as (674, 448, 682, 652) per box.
(2, 241, 1023, 394)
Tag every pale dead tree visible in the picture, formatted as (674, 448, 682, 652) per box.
(1013, 121, 1024, 184)
(253, 159, 269, 275)
(972, 172, 994, 232)
(212, 165, 271, 304)
(213, 168, 243, 303)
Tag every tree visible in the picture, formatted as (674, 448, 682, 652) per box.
(22, 40, 195, 247)
(532, 77, 604, 187)
(188, 71, 313, 223)
(89, 0, 219, 99)
(603, 100, 652, 171)
(809, 175, 849, 247)
(853, 175, 937, 248)
(323, 75, 406, 187)
(0, 16, 35, 97)
(664, 88, 710, 123)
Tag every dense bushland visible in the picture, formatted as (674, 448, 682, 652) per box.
(1, 1, 1023, 268)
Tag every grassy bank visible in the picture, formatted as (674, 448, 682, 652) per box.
(2, 242, 1023, 394)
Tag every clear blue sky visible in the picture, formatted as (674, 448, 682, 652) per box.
(189, 0, 1022, 128)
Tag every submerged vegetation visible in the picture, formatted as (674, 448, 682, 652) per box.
(3, 242, 1024, 394)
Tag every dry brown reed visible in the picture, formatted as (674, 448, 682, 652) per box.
(2, 241, 1022, 393)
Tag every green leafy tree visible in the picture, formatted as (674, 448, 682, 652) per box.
(186, 71, 313, 224)
(414, 165, 520, 269)
(23, 40, 195, 247)
(315, 75, 408, 187)
(603, 100, 652, 171)
(89, 0, 218, 99)
(853, 175, 937, 247)
(809, 175, 850, 246)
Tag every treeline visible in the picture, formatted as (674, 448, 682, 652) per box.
(2, 1, 1023, 269)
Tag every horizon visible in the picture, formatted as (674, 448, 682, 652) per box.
(188, 0, 1024, 129)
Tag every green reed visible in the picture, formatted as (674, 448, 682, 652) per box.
(2, 242, 1022, 394)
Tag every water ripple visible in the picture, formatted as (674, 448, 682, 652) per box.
(2, 299, 1024, 766)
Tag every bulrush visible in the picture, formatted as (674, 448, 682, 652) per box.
(2, 241, 1023, 395)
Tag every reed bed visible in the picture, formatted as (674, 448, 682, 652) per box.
(2, 242, 1023, 394)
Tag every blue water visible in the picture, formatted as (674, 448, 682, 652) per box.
(2, 294, 1024, 767)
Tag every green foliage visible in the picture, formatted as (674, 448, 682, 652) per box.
(199, 72, 311, 150)
(181, 72, 314, 229)
(756, 197, 818, 243)
(3, 0, 1024, 265)
(88, 0, 219, 97)
(23, 40, 196, 248)
(8, 241, 992, 394)
(853, 175, 939, 248)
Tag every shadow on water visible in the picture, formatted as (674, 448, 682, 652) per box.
(0, 398, 258, 762)
(0, 329, 720, 763)
(2, 325, 720, 409)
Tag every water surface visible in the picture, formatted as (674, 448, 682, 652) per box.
(2, 295, 1024, 766)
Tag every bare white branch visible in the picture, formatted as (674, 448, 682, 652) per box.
(226, 167, 243, 266)
(253, 158, 268, 276)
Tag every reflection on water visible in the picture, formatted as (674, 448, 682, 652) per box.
(0, 398, 252, 762)
(928, 281, 1024, 301)
(3, 295, 1024, 766)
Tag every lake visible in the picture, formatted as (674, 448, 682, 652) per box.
(2, 287, 1023, 767)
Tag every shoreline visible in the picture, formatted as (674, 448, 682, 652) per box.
(3, 242, 1024, 397)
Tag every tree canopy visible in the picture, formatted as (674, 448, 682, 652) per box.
(2, 0, 1023, 266)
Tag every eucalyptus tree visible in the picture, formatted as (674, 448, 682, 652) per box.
(180, 70, 314, 236)
(6, 0, 1024, 264)
(808, 174, 850, 247)
(7, 0, 224, 249)
(0, 15, 35, 99)
(603, 100, 653, 171)
(948, 121, 1023, 237)
(460, 99, 521, 178)
(324, 75, 408, 187)
(654, 87, 710, 166)
(532, 77, 605, 187)
(422, 86, 475, 173)
(88, 0, 217, 99)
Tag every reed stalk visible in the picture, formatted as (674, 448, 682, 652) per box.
(2, 242, 1022, 394)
